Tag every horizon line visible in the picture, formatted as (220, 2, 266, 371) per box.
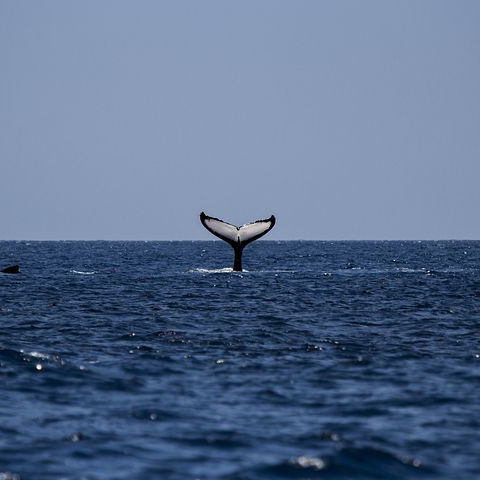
(1, 238, 479, 242)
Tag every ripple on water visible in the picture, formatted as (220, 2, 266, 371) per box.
(237, 446, 432, 480)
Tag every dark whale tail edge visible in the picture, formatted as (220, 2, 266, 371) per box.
(200, 212, 276, 271)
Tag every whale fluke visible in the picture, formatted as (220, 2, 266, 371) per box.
(1, 264, 20, 274)
(200, 212, 276, 271)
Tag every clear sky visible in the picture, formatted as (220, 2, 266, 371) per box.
(1, 1, 479, 240)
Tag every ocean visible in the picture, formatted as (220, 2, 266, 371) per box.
(1, 240, 479, 479)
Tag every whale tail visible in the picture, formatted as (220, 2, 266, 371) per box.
(200, 212, 276, 271)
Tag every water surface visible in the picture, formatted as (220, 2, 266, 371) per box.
(1, 241, 480, 479)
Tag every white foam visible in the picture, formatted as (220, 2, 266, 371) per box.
(190, 268, 234, 274)
(291, 455, 325, 470)
(26, 351, 50, 360)
(71, 270, 96, 275)
(190, 268, 296, 274)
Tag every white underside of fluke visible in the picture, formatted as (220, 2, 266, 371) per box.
(202, 217, 240, 243)
(200, 213, 276, 246)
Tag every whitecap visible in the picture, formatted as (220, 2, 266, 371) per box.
(290, 455, 325, 470)
(24, 351, 64, 365)
(71, 270, 96, 275)
(26, 351, 50, 360)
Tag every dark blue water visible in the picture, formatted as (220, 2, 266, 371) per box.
(1, 241, 480, 479)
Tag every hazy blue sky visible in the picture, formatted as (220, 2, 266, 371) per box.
(1, 1, 479, 240)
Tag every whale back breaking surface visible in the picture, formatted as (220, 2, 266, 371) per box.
(1, 264, 20, 274)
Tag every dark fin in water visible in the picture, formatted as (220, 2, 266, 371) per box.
(200, 212, 276, 271)
(1, 264, 20, 274)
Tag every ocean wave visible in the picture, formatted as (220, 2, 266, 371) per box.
(237, 446, 431, 479)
